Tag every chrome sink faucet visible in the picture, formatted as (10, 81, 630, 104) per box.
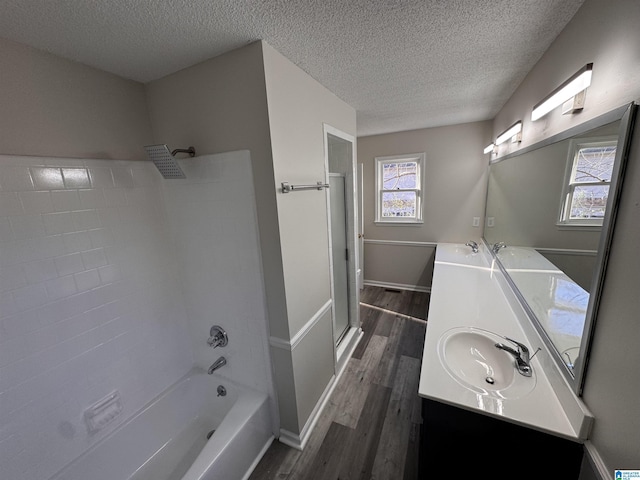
(465, 240, 479, 253)
(492, 242, 507, 254)
(495, 337, 532, 377)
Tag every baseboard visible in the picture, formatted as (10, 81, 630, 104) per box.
(278, 428, 304, 451)
(364, 239, 437, 247)
(582, 441, 609, 480)
(277, 333, 358, 451)
(278, 373, 339, 451)
(336, 327, 363, 377)
(363, 280, 431, 293)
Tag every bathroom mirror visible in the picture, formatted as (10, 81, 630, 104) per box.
(484, 102, 637, 395)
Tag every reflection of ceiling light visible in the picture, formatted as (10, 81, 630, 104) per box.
(531, 63, 593, 121)
(483, 143, 495, 154)
(495, 122, 522, 145)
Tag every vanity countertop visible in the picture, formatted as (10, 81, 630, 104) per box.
(497, 246, 588, 358)
(418, 243, 593, 442)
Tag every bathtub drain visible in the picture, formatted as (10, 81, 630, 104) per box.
(206, 429, 216, 440)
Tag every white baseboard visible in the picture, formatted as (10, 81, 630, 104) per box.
(336, 327, 363, 377)
(583, 441, 609, 480)
(278, 376, 336, 451)
(278, 428, 304, 451)
(278, 373, 336, 451)
(363, 280, 431, 293)
(277, 330, 360, 451)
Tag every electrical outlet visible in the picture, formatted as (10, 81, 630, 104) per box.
(472, 217, 480, 227)
(487, 217, 495, 228)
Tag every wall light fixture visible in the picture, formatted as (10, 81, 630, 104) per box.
(531, 63, 593, 121)
(483, 143, 495, 155)
(495, 121, 522, 145)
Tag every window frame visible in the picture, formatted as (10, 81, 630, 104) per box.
(558, 136, 618, 228)
(374, 153, 425, 225)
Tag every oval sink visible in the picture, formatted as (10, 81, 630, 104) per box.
(437, 327, 536, 398)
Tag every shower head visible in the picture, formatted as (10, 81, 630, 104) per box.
(143, 144, 196, 179)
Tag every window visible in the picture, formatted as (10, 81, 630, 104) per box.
(375, 153, 425, 224)
(559, 138, 617, 226)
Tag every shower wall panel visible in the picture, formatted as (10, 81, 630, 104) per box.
(0, 155, 193, 480)
(161, 151, 274, 398)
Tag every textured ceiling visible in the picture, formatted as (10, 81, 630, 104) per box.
(0, 0, 585, 136)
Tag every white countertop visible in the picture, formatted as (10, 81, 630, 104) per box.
(497, 246, 588, 358)
(418, 243, 593, 442)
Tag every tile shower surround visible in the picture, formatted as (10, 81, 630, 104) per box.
(161, 151, 272, 398)
(0, 153, 272, 480)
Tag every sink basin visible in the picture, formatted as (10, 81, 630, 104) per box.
(435, 243, 487, 268)
(437, 327, 536, 398)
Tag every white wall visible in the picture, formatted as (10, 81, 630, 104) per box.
(490, 0, 640, 472)
(492, 0, 640, 154)
(145, 41, 287, 344)
(0, 37, 152, 160)
(587, 115, 640, 472)
(146, 40, 358, 444)
(0, 156, 194, 480)
(262, 42, 357, 439)
(263, 42, 357, 337)
(357, 121, 491, 290)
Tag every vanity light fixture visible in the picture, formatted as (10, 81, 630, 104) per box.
(495, 121, 522, 145)
(483, 143, 496, 155)
(531, 63, 593, 121)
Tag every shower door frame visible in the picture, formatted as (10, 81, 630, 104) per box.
(323, 124, 362, 375)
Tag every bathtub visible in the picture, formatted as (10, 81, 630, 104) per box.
(51, 369, 273, 480)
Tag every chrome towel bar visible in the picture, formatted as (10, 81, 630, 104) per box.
(281, 181, 330, 193)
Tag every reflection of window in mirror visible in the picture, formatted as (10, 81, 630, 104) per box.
(374, 153, 425, 224)
(558, 137, 618, 227)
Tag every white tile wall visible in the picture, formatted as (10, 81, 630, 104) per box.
(0, 155, 194, 480)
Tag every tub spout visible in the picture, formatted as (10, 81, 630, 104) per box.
(208, 357, 227, 374)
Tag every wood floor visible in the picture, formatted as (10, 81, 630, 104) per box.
(249, 286, 430, 480)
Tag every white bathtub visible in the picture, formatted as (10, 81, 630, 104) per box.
(51, 370, 273, 480)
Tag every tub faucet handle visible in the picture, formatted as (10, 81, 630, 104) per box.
(207, 325, 228, 348)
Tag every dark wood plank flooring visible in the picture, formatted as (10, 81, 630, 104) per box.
(249, 286, 429, 480)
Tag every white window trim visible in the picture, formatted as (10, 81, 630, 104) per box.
(557, 136, 617, 229)
(374, 153, 425, 225)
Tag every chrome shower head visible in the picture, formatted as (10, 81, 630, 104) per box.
(143, 144, 195, 179)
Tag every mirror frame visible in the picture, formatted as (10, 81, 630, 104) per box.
(484, 101, 637, 395)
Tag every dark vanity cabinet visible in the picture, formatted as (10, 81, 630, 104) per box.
(419, 399, 584, 479)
